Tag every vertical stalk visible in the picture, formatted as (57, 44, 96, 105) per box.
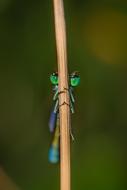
(53, 1, 71, 190)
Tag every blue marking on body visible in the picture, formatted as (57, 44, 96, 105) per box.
(49, 111, 57, 133)
(48, 146, 59, 164)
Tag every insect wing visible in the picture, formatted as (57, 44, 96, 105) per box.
(48, 115, 60, 164)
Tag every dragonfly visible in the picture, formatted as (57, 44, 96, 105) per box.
(48, 71, 80, 164)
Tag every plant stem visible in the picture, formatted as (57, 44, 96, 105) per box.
(53, 0, 71, 190)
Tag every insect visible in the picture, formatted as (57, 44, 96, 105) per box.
(48, 71, 80, 163)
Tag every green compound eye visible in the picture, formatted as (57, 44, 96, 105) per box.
(71, 76, 80, 87)
(50, 72, 58, 85)
(70, 72, 80, 87)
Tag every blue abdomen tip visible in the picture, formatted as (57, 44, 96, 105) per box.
(48, 146, 59, 164)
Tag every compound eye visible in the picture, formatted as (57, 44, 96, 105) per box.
(70, 76, 80, 87)
(50, 72, 58, 85)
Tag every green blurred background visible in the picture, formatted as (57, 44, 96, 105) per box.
(0, 0, 127, 189)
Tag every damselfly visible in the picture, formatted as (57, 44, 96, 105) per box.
(48, 71, 80, 163)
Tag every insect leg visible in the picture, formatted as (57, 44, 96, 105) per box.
(70, 100, 75, 114)
(53, 88, 59, 101)
(69, 87, 75, 103)
(59, 101, 70, 108)
(54, 99, 59, 113)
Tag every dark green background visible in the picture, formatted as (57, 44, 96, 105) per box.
(0, 0, 127, 189)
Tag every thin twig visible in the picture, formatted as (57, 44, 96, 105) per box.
(53, 1, 71, 190)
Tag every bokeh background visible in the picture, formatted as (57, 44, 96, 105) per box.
(0, 0, 127, 189)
